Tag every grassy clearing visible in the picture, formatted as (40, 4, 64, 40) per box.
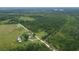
(0, 24, 25, 50)
(0, 24, 50, 51)
(19, 16, 35, 21)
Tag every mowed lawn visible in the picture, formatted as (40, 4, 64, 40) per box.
(0, 24, 25, 50)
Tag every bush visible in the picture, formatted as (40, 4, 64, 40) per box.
(20, 32, 29, 41)
(11, 40, 50, 51)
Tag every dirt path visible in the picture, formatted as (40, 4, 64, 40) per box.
(18, 23, 56, 51)
(35, 36, 55, 50)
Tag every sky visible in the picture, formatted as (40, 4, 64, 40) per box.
(0, 0, 79, 7)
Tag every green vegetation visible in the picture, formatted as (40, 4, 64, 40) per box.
(0, 24, 23, 50)
(18, 14, 79, 51)
(20, 32, 29, 41)
(0, 11, 79, 51)
(12, 40, 50, 51)
(0, 24, 50, 51)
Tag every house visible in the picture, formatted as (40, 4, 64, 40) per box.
(17, 36, 22, 42)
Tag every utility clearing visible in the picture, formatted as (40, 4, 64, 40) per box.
(18, 23, 55, 51)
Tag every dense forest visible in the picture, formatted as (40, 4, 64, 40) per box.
(0, 7, 79, 51)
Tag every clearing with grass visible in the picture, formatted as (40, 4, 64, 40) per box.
(0, 7, 79, 51)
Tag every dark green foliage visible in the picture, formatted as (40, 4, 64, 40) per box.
(1, 13, 79, 51)
(20, 32, 29, 41)
(11, 41, 50, 51)
(19, 14, 79, 51)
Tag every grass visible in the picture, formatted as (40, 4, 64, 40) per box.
(0, 24, 50, 51)
(19, 16, 35, 21)
(0, 24, 25, 50)
(12, 40, 50, 51)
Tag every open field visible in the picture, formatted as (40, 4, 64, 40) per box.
(0, 24, 50, 51)
(0, 24, 24, 50)
(0, 7, 79, 51)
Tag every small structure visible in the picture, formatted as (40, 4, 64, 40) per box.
(28, 33, 34, 39)
(28, 32, 36, 41)
(17, 36, 22, 42)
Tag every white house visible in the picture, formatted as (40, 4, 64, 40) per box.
(17, 36, 22, 42)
